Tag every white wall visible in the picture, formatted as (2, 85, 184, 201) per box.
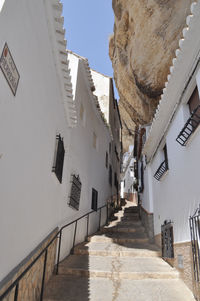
(144, 72, 200, 243)
(0, 0, 72, 281)
(0, 1, 112, 282)
(91, 69, 122, 198)
(59, 53, 112, 260)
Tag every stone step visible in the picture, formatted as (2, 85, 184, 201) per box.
(114, 212, 139, 217)
(58, 255, 179, 280)
(74, 241, 161, 257)
(120, 216, 140, 221)
(101, 225, 146, 233)
(124, 208, 139, 213)
(108, 220, 143, 227)
(43, 276, 195, 301)
(87, 232, 149, 244)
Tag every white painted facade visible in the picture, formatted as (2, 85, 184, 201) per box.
(91, 69, 122, 204)
(141, 1, 200, 243)
(120, 146, 135, 198)
(0, 0, 118, 284)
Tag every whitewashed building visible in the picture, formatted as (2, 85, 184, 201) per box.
(0, 1, 121, 300)
(120, 145, 137, 203)
(91, 69, 122, 208)
(138, 2, 200, 300)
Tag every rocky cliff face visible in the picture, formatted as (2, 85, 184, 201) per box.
(109, 0, 193, 151)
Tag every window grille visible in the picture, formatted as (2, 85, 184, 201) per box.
(52, 134, 65, 183)
(91, 188, 98, 211)
(161, 221, 174, 258)
(69, 175, 82, 210)
(154, 144, 168, 181)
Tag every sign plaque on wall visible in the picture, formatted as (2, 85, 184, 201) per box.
(0, 43, 20, 95)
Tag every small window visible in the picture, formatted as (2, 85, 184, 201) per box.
(124, 180, 125, 188)
(93, 132, 97, 149)
(69, 175, 82, 210)
(52, 134, 65, 183)
(109, 165, 112, 186)
(105, 152, 108, 168)
(114, 172, 118, 188)
(91, 188, 98, 211)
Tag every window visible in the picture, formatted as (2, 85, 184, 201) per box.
(69, 175, 82, 210)
(93, 132, 97, 149)
(105, 152, 108, 168)
(114, 172, 118, 189)
(176, 87, 200, 146)
(52, 134, 65, 183)
(154, 144, 169, 181)
(109, 164, 112, 186)
(91, 188, 98, 211)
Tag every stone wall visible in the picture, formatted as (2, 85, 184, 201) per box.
(154, 234, 198, 301)
(173, 242, 199, 301)
(0, 228, 58, 301)
(140, 205, 154, 242)
(110, 0, 193, 151)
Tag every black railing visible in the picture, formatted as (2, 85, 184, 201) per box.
(154, 159, 168, 181)
(189, 206, 200, 286)
(0, 204, 108, 301)
(176, 105, 200, 146)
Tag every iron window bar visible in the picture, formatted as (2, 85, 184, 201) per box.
(69, 175, 82, 210)
(189, 205, 200, 284)
(176, 105, 200, 146)
(0, 203, 109, 301)
(154, 159, 168, 181)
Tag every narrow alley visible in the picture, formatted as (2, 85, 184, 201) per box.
(0, 1, 200, 300)
(43, 201, 195, 301)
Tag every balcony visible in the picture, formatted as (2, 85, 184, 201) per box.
(176, 105, 200, 146)
(154, 159, 168, 181)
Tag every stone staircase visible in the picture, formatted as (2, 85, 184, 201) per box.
(43, 202, 195, 301)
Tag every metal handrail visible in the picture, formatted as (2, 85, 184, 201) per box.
(0, 203, 108, 301)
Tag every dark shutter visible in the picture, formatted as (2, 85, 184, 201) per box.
(91, 188, 98, 211)
(105, 152, 108, 168)
(52, 135, 65, 183)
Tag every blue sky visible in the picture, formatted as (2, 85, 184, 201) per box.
(62, 0, 119, 98)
